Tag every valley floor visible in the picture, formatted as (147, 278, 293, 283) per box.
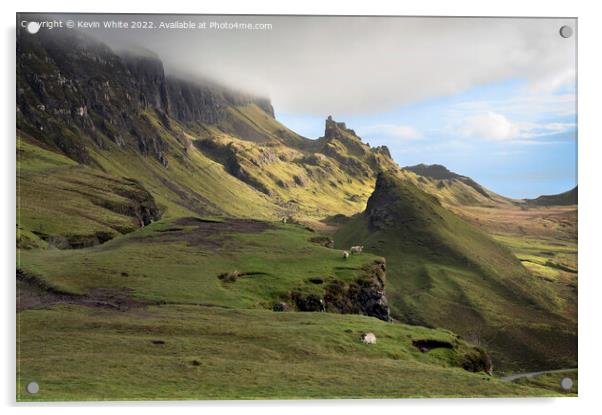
(451, 203, 577, 321)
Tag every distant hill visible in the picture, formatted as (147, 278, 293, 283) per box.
(402, 164, 515, 207)
(335, 172, 577, 370)
(526, 186, 578, 206)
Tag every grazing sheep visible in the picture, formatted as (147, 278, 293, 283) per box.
(342, 251, 350, 259)
(350, 245, 364, 254)
(361, 332, 376, 344)
(281, 217, 287, 224)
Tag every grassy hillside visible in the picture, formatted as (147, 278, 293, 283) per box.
(17, 304, 556, 401)
(17, 123, 280, 249)
(335, 172, 577, 371)
(17, 216, 541, 400)
(19, 217, 382, 310)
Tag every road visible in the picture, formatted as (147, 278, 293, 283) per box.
(500, 368, 578, 382)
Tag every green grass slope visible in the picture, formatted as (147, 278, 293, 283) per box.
(17, 217, 536, 400)
(17, 114, 281, 248)
(18, 217, 380, 310)
(334, 172, 577, 371)
(17, 304, 555, 401)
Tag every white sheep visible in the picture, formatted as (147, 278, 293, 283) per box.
(350, 245, 364, 254)
(361, 332, 376, 344)
(342, 251, 349, 259)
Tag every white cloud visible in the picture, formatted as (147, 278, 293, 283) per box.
(459, 111, 575, 141)
(452, 94, 576, 119)
(461, 112, 520, 140)
(528, 69, 576, 94)
(359, 124, 422, 140)
(81, 15, 576, 115)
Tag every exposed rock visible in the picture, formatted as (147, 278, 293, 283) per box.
(323, 260, 390, 322)
(218, 270, 241, 283)
(272, 302, 289, 312)
(291, 291, 325, 312)
(275, 179, 289, 189)
(373, 145, 392, 158)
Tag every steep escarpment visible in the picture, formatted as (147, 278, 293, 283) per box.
(16, 29, 276, 165)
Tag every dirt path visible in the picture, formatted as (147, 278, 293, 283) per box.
(500, 368, 577, 382)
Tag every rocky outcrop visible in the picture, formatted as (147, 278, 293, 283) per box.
(121, 51, 170, 112)
(288, 259, 390, 321)
(364, 173, 401, 231)
(291, 292, 326, 312)
(324, 259, 391, 321)
(309, 236, 335, 248)
(373, 145, 392, 159)
(284, 262, 392, 323)
(95, 178, 162, 228)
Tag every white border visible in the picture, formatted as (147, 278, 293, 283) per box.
(2, 0, 601, 414)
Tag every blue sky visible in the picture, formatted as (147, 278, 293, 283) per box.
(276, 78, 577, 199)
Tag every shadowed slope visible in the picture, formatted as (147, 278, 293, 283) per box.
(335, 172, 577, 371)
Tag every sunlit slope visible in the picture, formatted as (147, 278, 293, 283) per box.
(17, 123, 280, 249)
(335, 172, 577, 371)
(191, 115, 396, 220)
(401, 164, 516, 207)
(17, 26, 398, 236)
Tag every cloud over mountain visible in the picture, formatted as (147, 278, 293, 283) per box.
(71, 15, 576, 115)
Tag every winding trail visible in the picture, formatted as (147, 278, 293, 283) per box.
(500, 368, 577, 382)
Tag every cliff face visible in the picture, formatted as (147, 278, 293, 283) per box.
(16, 27, 274, 165)
(16, 26, 401, 229)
